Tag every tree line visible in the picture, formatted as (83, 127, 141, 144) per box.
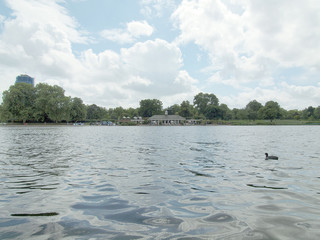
(1, 82, 320, 124)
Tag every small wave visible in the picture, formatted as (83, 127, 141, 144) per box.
(203, 213, 234, 223)
(194, 141, 221, 146)
(186, 169, 213, 178)
(11, 212, 59, 217)
(247, 184, 287, 190)
(189, 147, 204, 152)
(143, 216, 183, 226)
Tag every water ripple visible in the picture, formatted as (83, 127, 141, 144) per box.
(1, 126, 320, 239)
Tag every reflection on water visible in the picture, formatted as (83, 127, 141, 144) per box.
(1, 125, 320, 239)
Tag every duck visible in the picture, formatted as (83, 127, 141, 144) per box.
(265, 153, 278, 160)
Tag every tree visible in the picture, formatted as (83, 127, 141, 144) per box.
(70, 97, 87, 122)
(219, 104, 232, 120)
(179, 100, 194, 118)
(287, 109, 301, 120)
(87, 104, 105, 120)
(166, 104, 180, 115)
(33, 83, 71, 123)
(0, 103, 12, 122)
(47, 94, 71, 123)
(205, 105, 221, 120)
(232, 108, 248, 120)
(125, 107, 139, 118)
(111, 107, 125, 120)
(279, 108, 288, 120)
(258, 101, 281, 122)
(301, 106, 315, 120)
(193, 92, 219, 117)
(34, 83, 52, 122)
(2, 83, 35, 123)
(138, 99, 162, 117)
(246, 100, 263, 120)
(314, 106, 320, 120)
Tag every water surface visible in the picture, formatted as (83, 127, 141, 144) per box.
(0, 125, 320, 239)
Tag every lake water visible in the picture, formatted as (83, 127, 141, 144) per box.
(0, 125, 320, 239)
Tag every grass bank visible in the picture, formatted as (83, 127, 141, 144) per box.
(206, 119, 320, 125)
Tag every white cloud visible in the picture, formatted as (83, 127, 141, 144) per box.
(171, 0, 320, 109)
(140, 0, 178, 17)
(0, 14, 5, 23)
(72, 39, 199, 107)
(6, 0, 88, 44)
(221, 82, 320, 110)
(0, 1, 199, 108)
(2, 0, 319, 111)
(100, 20, 153, 44)
(172, 0, 320, 84)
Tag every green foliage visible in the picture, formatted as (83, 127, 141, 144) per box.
(179, 100, 194, 118)
(48, 96, 71, 123)
(314, 106, 320, 120)
(2, 83, 36, 123)
(70, 97, 87, 122)
(2, 83, 320, 125)
(287, 109, 301, 120)
(125, 107, 139, 118)
(0, 103, 12, 122)
(246, 100, 262, 120)
(205, 105, 220, 120)
(193, 92, 219, 116)
(42, 85, 70, 123)
(139, 99, 163, 117)
(87, 104, 106, 120)
(219, 104, 232, 120)
(258, 101, 281, 122)
(166, 104, 180, 115)
(302, 106, 315, 120)
(232, 108, 249, 120)
(110, 107, 125, 120)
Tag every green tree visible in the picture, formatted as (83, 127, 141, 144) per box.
(231, 108, 248, 120)
(70, 97, 87, 122)
(258, 101, 281, 122)
(34, 83, 52, 122)
(166, 104, 180, 115)
(314, 106, 320, 120)
(205, 105, 221, 120)
(287, 109, 301, 120)
(34, 83, 71, 123)
(193, 92, 219, 117)
(111, 107, 125, 120)
(246, 100, 263, 120)
(47, 93, 71, 123)
(87, 104, 105, 120)
(179, 100, 194, 118)
(0, 103, 12, 122)
(2, 83, 35, 123)
(301, 106, 315, 120)
(138, 99, 163, 117)
(279, 108, 288, 120)
(125, 107, 139, 118)
(219, 103, 232, 120)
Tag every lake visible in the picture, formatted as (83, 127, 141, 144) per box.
(0, 125, 320, 239)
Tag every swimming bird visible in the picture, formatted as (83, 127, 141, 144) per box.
(265, 153, 278, 160)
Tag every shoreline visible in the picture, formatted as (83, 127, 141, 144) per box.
(1, 119, 320, 126)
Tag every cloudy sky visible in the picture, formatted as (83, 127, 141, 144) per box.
(0, 0, 319, 110)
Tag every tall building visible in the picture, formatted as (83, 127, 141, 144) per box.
(15, 74, 34, 87)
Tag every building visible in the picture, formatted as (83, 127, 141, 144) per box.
(149, 111, 186, 125)
(15, 74, 34, 87)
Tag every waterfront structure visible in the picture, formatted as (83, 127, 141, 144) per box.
(15, 74, 34, 87)
(149, 111, 186, 125)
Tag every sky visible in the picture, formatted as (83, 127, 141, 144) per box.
(0, 0, 319, 110)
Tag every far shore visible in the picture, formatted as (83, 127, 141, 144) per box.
(1, 119, 320, 126)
